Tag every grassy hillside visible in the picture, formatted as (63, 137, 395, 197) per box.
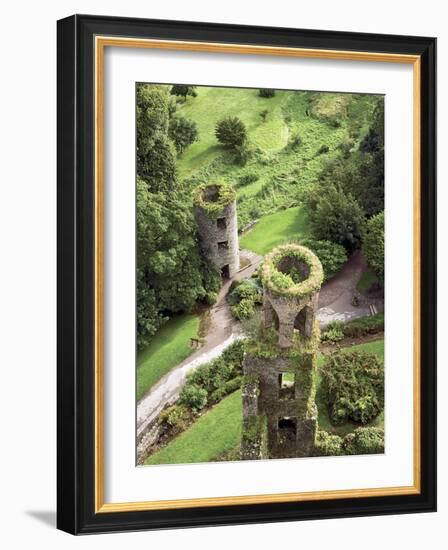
(145, 338, 384, 464)
(175, 87, 378, 229)
(239, 205, 309, 255)
(137, 314, 200, 400)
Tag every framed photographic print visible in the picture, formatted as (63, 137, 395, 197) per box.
(57, 14, 436, 534)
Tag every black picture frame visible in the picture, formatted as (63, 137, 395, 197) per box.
(57, 14, 436, 534)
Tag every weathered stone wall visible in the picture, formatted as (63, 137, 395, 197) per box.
(264, 290, 319, 348)
(193, 200, 240, 277)
(241, 244, 323, 460)
(241, 352, 317, 459)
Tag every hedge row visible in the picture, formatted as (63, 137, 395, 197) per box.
(315, 427, 384, 456)
(321, 313, 384, 343)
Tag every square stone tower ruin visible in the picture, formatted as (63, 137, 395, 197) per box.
(241, 244, 324, 460)
(192, 181, 240, 279)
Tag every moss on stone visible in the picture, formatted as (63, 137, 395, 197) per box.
(192, 180, 236, 219)
(260, 244, 324, 298)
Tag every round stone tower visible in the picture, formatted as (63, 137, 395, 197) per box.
(260, 244, 324, 348)
(241, 244, 324, 460)
(192, 181, 239, 278)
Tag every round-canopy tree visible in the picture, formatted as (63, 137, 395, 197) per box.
(215, 117, 247, 149)
(170, 84, 197, 98)
(168, 116, 199, 154)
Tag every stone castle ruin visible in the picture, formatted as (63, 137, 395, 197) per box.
(192, 181, 239, 278)
(241, 244, 324, 460)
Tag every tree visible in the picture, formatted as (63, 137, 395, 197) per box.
(259, 88, 276, 98)
(168, 116, 199, 154)
(301, 239, 347, 282)
(170, 84, 197, 98)
(215, 117, 247, 149)
(136, 84, 177, 193)
(362, 211, 384, 283)
(137, 179, 204, 348)
(307, 185, 365, 252)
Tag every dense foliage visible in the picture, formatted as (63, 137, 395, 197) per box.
(320, 313, 384, 343)
(362, 210, 385, 284)
(306, 185, 365, 252)
(301, 239, 348, 282)
(315, 427, 384, 456)
(136, 84, 221, 349)
(228, 279, 263, 320)
(168, 116, 199, 154)
(321, 349, 384, 425)
(159, 341, 245, 433)
(170, 84, 197, 98)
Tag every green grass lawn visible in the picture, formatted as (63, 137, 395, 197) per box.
(176, 87, 292, 177)
(356, 267, 379, 294)
(144, 339, 384, 464)
(239, 205, 309, 255)
(137, 314, 200, 401)
(145, 390, 242, 465)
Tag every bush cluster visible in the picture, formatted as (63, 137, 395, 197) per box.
(321, 350, 384, 425)
(315, 427, 384, 456)
(228, 279, 263, 321)
(238, 173, 259, 187)
(320, 313, 384, 343)
(180, 340, 245, 410)
(300, 239, 347, 282)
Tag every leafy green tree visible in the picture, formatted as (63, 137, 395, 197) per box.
(136, 179, 206, 348)
(170, 84, 197, 98)
(362, 211, 384, 283)
(307, 186, 365, 252)
(136, 84, 177, 193)
(301, 239, 347, 281)
(215, 117, 247, 149)
(168, 116, 199, 154)
(259, 88, 276, 98)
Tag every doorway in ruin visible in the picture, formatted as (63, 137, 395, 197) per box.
(278, 417, 297, 444)
(221, 264, 230, 279)
(294, 307, 307, 336)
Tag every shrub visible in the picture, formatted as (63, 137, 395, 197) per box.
(259, 109, 269, 122)
(259, 88, 276, 98)
(238, 173, 259, 187)
(231, 298, 256, 320)
(343, 313, 384, 338)
(320, 321, 344, 343)
(301, 239, 347, 282)
(233, 142, 252, 165)
(342, 427, 384, 455)
(215, 117, 247, 149)
(321, 350, 384, 425)
(228, 279, 262, 305)
(210, 376, 243, 403)
(362, 210, 384, 284)
(170, 84, 197, 98)
(178, 384, 208, 411)
(158, 404, 193, 433)
(315, 431, 343, 456)
(316, 144, 330, 156)
(287, 133, 302, 150)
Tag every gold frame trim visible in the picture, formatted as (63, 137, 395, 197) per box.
(94, 36, 421, 513)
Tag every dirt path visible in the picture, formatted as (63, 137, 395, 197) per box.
(317, 251, 384, 326)
(136, 250, 262, 441)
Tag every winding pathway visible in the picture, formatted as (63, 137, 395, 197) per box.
(136, 249, 383, 459)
